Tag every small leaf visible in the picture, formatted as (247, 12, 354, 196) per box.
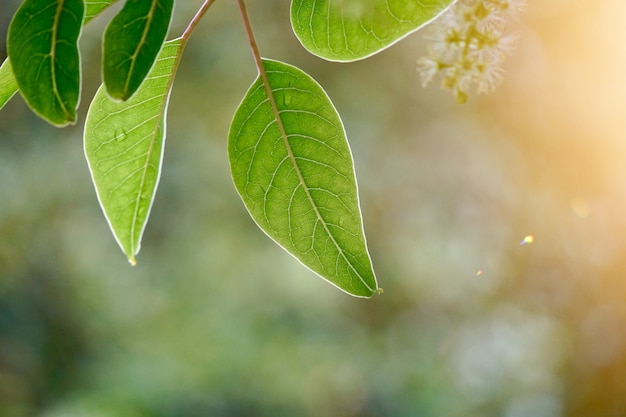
(7, 0, 85, 126)
(0, 59, 19, 110)
(85, 0, 120, 24)
(291, 0, 456, 62)
(229, 59, 378, 298)
(103, 0, 174, 101)
(84, 39, 182, 265)
(0, 0, 119, 113)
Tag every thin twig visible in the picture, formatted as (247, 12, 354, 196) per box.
(181, 0, 217, 46)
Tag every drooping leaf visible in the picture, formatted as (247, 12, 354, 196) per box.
(0, 0, 119, 113)
(0, 59, 18, 110)
(84, 39, 182, 265)
(229, 59, 379, 298)
(7, 0, 85, 126)
(290, 0, 456, 62)
(103, 0, 174, 101)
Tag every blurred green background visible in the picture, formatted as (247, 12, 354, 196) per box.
(2, 1, 626, 416)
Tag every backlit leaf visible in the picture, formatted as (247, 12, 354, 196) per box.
(85, 0, 120, 24)
(84, 39, 182, 265)
(229, 59, 379, 297)
(291, 0, 456, 62)
(7, 0, 84, 126)
(103, 0, 174, 100)
(0, 60, 18, 110)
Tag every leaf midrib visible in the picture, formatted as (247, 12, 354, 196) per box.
(51, 0, 71, 119)
(122, 0, 160, 98)
(127, 41, 181, 263)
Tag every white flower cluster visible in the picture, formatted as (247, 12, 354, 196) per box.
(417, 0, 525, 103)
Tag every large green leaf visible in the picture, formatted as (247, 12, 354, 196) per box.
(0, 0, 119, 113)
(229, 59, 379, 298)
(291, 0, 456, 62)
(7, 0, 85, 126)
(103, 0, 174, 101)
(84, 39, 182, 265)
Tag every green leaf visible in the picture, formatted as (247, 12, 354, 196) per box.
(7, 0, 85, 126)
(0, 0, 119, 113)
(103, 0, 174, 101)
(0, 59, 19, 110)
(85, 0, 120, 24)
(291, 0, 456, 62)
(84, 39, 182, 265)
(229, 59, 379, 298)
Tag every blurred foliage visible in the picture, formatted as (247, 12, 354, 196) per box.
(2, 0, 626, 416)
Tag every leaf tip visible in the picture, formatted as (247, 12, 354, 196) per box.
(67, 113, 78, 125)
(128, 256, 137, 266)
(374, 287, 384, 296)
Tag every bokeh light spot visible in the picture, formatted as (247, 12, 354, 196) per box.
(520, 235, 534, 246)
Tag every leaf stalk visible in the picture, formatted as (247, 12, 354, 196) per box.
(181, 0, 217, 47)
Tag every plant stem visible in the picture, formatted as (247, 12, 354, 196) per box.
(236, 0, 264, 74)
(181, 0, 217, 47)
(236, 0, 290, 146)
